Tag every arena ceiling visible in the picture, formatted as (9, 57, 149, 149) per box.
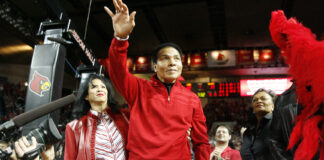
(1, 0, 324, 66)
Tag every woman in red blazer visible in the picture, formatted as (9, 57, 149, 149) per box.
(64, 74, 129, 160)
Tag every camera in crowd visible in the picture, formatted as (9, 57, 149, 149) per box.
(0, 117, 62, 160)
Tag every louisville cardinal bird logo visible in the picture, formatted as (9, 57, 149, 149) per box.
(29, 71, 51, 97)
(216, 52, 229, 65)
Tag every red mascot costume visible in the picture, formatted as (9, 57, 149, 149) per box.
(269, 10, 324, 160)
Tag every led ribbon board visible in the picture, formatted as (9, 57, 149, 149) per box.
(240, 78, 293, 96)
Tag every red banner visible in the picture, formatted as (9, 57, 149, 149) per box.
(190, 53, 206, 68)
(237, 50, 254, 65)
(97, 58, 109, 73)
(127, 57, 134, 72)
(182, 53, 188, 66)
(135, 56, 151, 73)
(182, 53, 189, 71)
(259, 49, 275, 64)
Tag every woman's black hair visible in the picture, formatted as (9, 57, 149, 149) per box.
(252, 88, 277, 104)
(75, 74, 119, 117)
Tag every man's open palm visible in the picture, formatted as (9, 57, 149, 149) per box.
(104, 0, 136, 38)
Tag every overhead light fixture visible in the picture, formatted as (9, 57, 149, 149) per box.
(137, 56, 146, 64)
(0, 44, 33, 55)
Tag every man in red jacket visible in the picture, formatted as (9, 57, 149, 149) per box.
(210, 125, 241, 160)
(104, 0, 210, 159)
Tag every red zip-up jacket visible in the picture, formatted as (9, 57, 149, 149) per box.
(64, 108, 129, 160)
(211, 146, 242, 160)
(108, 38, 210, 160)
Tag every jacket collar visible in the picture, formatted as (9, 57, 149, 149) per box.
(150, 74, 184, 87)
(222, 146, 233, 153)
(249, 112, 273, 130)
(87, 107, 113, 119)
(263, 112, 273, 120)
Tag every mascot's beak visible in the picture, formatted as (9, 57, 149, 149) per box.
(306, 85, 312, 92)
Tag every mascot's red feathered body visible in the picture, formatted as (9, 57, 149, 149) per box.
(269, 10, 324, 160)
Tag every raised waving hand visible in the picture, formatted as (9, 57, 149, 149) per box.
(104, 0, 136, 39)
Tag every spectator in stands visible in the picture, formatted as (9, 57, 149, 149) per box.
(210, 125, 241, 160)
(231, 134, 243, 151)
(64, 74, 129, 159)
(240, 88, 276, 160)
(266, 83, 301, 159)
(0, 82, 27, 122)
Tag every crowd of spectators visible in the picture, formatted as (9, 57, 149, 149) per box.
(204, 99, 251, 130)
(0, 82, 252, 133)
(1, 81, 251, 158)
(203, 98, 252, 151)
(0, 82, 26, 124)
